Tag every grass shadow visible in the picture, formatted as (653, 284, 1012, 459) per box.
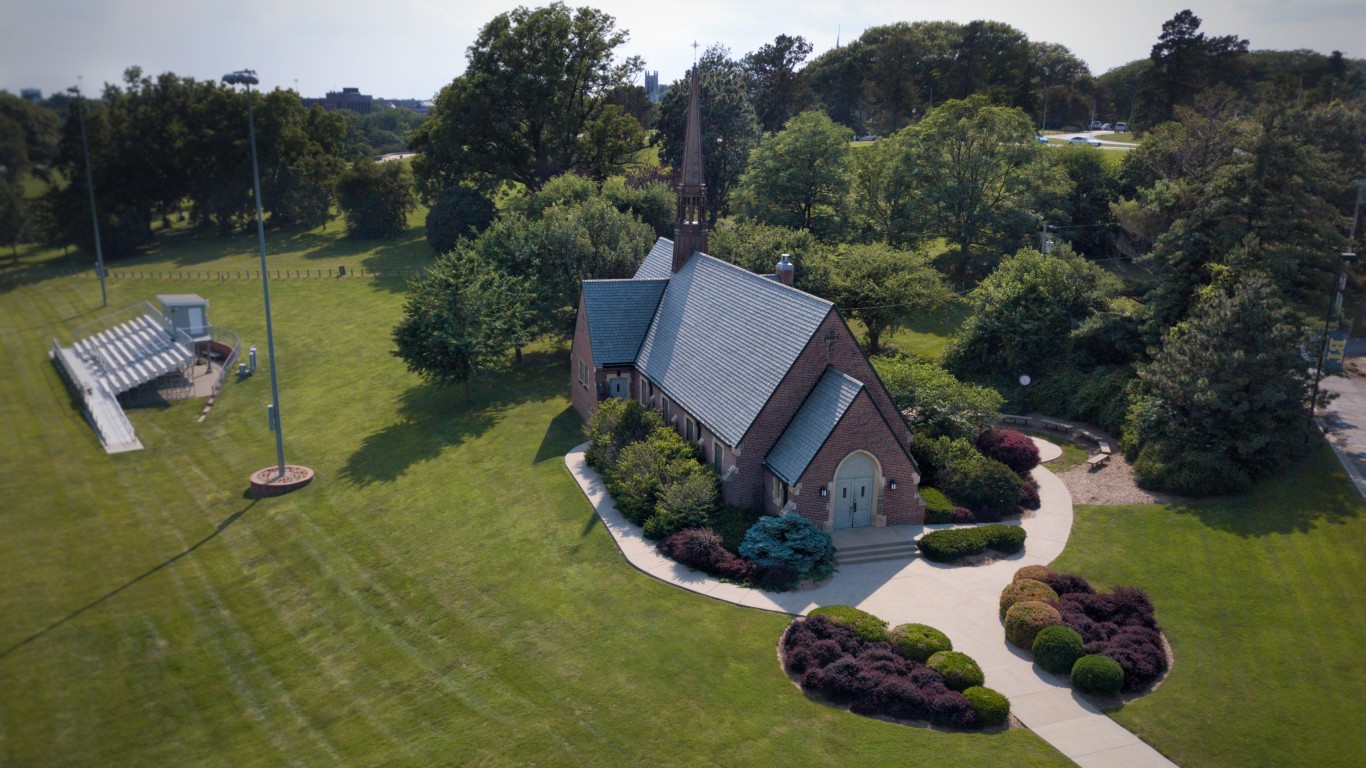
(0, 500, 256, 662)
(341, 349, 567, 486)
(535, 406, 583, 465)
(1167, 442, 1364, 536)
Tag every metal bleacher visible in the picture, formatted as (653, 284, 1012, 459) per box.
(74, 312, 194, 396)
(50, 303, 197, 454)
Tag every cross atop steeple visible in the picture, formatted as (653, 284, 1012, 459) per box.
(672, 65, 708, 272)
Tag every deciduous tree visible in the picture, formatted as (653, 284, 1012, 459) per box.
(821, 243, 952, 355)
(336, 159, 417, 239)
(733, 111, 851, 235)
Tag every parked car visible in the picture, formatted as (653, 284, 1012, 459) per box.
(1069, 136, 1103, 147)
(1101, 123, 1112, 130)
(1114, 122, 1129, 133)
(1089, 120, 1103, 130)
(1035, 135, 1050, 144)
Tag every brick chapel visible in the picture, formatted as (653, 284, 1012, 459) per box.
(569, 69, 925, 530)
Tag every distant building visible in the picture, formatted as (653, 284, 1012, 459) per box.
(644, 71, 663, 103)
(20, 88, 41, 103)
(303, 87, 374, 115)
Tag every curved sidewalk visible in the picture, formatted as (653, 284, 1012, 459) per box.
(566, 440, 1176, 768)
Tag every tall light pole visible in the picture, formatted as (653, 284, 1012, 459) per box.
(224, 69, 287, 481)
(67, 85, 107, 307)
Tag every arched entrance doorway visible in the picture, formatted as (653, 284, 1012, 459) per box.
(832, 451, 879, 529)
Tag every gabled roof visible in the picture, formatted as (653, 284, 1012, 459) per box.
(634, 250, 833, 445)
(633, 237, 674, 280)
(764, 368, 864, 485)
(582, 279, 668, 366)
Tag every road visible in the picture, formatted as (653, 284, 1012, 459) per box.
(1044, 130, 1137, 151)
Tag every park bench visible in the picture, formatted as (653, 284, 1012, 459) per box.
(1001, 414, 1031, 426)
(1039, 418, 1069, 433)
(1086, 452, 1111, 470)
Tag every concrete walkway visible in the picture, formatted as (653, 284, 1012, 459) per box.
(565, 439, 1177, 768)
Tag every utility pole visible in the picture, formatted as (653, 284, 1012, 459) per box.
(68, 84, 107, 308)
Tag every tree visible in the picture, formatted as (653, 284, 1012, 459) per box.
(0, 91, 59, 183)
(1032, 42, 1093, 131)
(705, 220, 832, 295)
(1125, 270, 1312, 494)
(732, 111, 851, 235)
(425, 186, 496, 254)
(804, 41, 872, 132)
(821, 243, 952, 355)
(410, 3, 641, 194)
(601, 175, 672, 238)
(655, 45, 760, 222)
(336, 159, 417, 239)
(944, 248, 1119, 385)
(391, 249, 533, 397)
(896, 97, 1064, 282)
(1053, 144, 1120, 257)
(945, 20, 1034, 109)
(0, 181, 24, 256)
(742, 34, 815, 133)
(872, 354, 1003, 440)
(848, 131, 917, 245)
(576, 104, 644, 181)
(1136, 10, 1248, 127)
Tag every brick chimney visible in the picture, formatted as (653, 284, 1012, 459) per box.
(776, 253, 794, 287)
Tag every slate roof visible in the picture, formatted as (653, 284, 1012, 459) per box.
(581, 279, 668, 366)
(764, 368, 865, 485)
(634, 250, 833, 445)
(633, 237, 674, 279)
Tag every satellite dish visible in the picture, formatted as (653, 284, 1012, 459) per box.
(1019, 374, 1032, 386)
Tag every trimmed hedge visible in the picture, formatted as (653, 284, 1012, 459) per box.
(1032, 625, 1085, 675)
(977, 428, 1041, 475)
(1072, 654, 1125, 696)
(926, 651, 984, 692)
(1013, 565, 1053, 583)
(917, 524, 1027, 562)
(656, 528, 756, 583)
(1004, 601, 1062, 649)
(921, 487, 956, 524)
(809, 605, 890, 642)
(781, 615, 984, 729)
(963, 686, 1010, 726)
(1054, 583, 1167, 691)
(999, 578, 1059, 618)
(889, 623, 952, 662)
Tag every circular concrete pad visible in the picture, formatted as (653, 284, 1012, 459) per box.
(1030, 436, 1064, 463)
(248, 464, 314, 497)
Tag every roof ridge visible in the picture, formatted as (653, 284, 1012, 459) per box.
(689, 251, 834, 308)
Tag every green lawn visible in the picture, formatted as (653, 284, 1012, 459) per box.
(1050, 447, 1366, 768)
(852, 298, 971, 362)
(0, 236, 1068, 766)
(1016, 428, 1089, 473)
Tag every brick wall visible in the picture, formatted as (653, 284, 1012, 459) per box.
(569, 295, 598, 424)
(790, 391, 924, 527)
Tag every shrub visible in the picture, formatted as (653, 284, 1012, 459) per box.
(584, 398, 664, 470)
(1018, 480, 1041, 510)
(951, 507, 977, 523)
(889, 623, 952, 662)
(755, 564, 800, 591)
(1131, 441, 1251, 496)
(1005, 601, 1062, 649)
(1072, 654, 1125, 696)
(920, 487, 956, 524)
(809, 605, 890, 642)
(1086, 626, 1168, 691)
(927, 690, 978, 728)
(963, 686, 1010, 726)
(644, 471, 719, 540)
(977, 429, 1041, 475)
(657, 527, 727, 571)
(1013, 565, 1053, 582)
(739, 514, 836, 580)
(917, 524, 1027, 562)
(710, 504, 767, 553)
(1032, 625, 1085, 675)
(606, 427, 701, 525)
(926, 651, 984, 691)
(1039, 571, 1095, 596)
(999, 578, 1059, 618)
(909, 434, 978, 489)
(714, 553, 756, 582)
(944, 455, 1026, 520)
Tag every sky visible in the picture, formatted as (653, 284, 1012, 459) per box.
(2, 0, 1363, 100)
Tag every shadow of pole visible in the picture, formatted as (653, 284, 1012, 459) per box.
(0, 500, 258, 662)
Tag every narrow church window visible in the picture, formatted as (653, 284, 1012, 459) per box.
(578, 360, 588, 388)
(713, 441, 724, 474)
(686, 418, 694, 441)
(661, 396, 669, 419)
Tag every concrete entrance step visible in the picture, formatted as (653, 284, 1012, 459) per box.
(837, 540, 918, 565)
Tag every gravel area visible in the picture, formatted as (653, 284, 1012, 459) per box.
(1028, 422, 1189, 506)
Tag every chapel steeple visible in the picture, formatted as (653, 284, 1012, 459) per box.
(672, 66, 708, 272)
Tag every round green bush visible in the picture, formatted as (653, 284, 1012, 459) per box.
(963, 686, 1010, 726)
(889, 623, 952, 662)
(1013, 564, 1053, 583)
(1032, 624, 1085, 675)
(999, 578, 1059, 618)
(927, 651, 985, 692)
(1072, 654, 1125, 696)
(808, 605, 889, 642)
(1004, 601, 1061, 649)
